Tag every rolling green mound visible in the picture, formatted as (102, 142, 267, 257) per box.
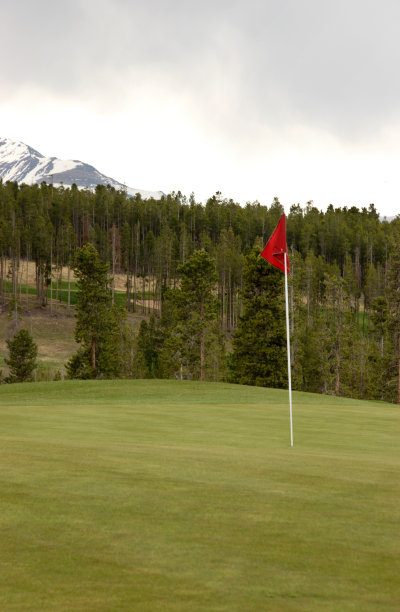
(0, 380, 399, 611)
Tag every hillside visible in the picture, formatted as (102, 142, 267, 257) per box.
(0, 299, 145, 380)
(0, 179, 399, 400)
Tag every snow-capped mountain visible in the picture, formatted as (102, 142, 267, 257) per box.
(0, 137, 164, 199)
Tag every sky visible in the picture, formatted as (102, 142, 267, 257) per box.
(1, 0, 400, 217)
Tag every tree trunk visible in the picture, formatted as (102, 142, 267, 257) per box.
(126, 273, 130, 311)
(133, 271, 137, 313)
(67, 264, 71, 310)
(91, 337, 96, 371)
(158, 267, 162, 318)
(26, 252, 29, 308)
(200, 302, 205, 381)
(335, 341, 340, 395)
(200, 328, 205, 382)
(1, 255, 4, 305)
(50, 244, 53, 315)
(398, 336, 400, 405)
(221, 272, 225, 331)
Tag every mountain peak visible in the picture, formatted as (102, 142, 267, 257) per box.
(0, 137, 164, 199)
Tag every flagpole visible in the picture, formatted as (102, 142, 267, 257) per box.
(284, 252, 293, 447)
(260, 214, 293, 446)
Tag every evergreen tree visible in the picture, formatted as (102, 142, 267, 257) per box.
(339, 319, 365, 399)
(318, 265, 347, 395)
(5, 328, 38, 383)
(230, 248, 287, 388)
(3, 178, 400, 401)
(384, 239, 400, 402)
(364, 299, 388, 401)
(66, 243, 128, 379)
(294, 322, 324, 393)
(337, 258, 365, 398)
(216, 228, 244, 332)
(161, 250, 224, 381)
(133, 315, 164, 378)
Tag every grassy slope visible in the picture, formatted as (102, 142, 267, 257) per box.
(0, 306, 144, 376)
(0, 305, 76, 371)
(0, 380, 399, 611)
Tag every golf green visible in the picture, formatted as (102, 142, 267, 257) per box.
(0, 380, 398, 611)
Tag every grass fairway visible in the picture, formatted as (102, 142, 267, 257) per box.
(0, 380, 399, 611)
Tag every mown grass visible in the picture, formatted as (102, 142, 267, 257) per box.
(0, 380, 399, 611)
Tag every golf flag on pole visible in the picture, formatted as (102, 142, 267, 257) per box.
(260, 214, 293, 447)
(260, 214, 289, 273)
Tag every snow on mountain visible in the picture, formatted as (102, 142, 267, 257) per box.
(0, 137, 164, 199)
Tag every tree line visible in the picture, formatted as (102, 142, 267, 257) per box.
(1, 179, 400, 402)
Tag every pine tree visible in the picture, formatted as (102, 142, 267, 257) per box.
(294, 322, 324, 393)
(230, 248, 287, 388)
(385, 239, 400, 402)
(364, 299, 388, 400)
(5, 328, 38, 383)
(133, 315, 164, 378)
(160, 250, 224, 381)
(66, 243, 128, 379)
(320, 265, 346, 394)
(216, 228, 244, 332)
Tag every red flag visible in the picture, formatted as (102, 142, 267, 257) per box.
(260, 214, 289, 274)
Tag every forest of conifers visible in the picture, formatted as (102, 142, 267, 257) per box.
(1, 179, 400, 402)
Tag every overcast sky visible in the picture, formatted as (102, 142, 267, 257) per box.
(2, 0, 400, 216)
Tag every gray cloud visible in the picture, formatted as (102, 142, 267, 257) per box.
(241, 0, 400, 136)
(2, 0, 400, 140)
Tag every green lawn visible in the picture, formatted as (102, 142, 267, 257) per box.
(0, 380, 399, 611)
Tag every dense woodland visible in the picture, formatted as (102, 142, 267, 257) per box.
(1, 179, 400, 402)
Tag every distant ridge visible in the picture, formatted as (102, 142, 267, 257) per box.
(0, 137, 164, 199)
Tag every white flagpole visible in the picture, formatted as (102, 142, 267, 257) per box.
(284, 252, 293, 447)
